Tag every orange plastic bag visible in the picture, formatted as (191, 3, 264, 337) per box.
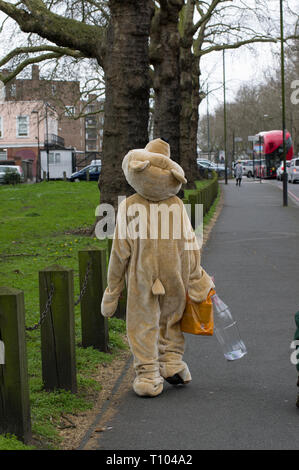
(181, 289, 216, 335)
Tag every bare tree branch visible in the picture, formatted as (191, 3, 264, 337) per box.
(0, 51, 64, 82)
(0, 0, 106, 64)
(0, 45, 84, 69)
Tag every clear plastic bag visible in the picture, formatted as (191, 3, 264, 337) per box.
(211, 293, 247, 361)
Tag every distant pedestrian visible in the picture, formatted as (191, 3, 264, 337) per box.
(235, 160, 243, 187)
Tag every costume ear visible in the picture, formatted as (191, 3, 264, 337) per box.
(129, 160, 150, 172)
(171, 169, 187, 184)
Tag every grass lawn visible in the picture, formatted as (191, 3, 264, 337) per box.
(0, 181, 127, 450)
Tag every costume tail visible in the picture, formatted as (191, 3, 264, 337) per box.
(152, 278, 165, 296)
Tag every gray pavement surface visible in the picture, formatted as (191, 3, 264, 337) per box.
(84, 180, 299, 450)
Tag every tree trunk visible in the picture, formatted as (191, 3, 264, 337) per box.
(150, 0, 184, 164)
(179, 39, 201, 186)
(99, 0, 154, 207)
(190, 56, 203, 177)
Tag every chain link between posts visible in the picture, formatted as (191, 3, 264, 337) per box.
(25, 283, 55, 332)
(25, 261, 91, 332)
(74, 261, 91, 306)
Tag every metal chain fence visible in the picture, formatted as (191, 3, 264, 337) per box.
(25, 261, 91, 332)
(74, 261, 91, 306)
(25, 283, 55, 332)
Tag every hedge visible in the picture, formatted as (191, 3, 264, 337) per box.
(183, 172, 218, 229)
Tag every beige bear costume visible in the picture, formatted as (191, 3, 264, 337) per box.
(101, 138, 214, 397)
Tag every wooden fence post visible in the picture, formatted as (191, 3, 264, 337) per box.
(0, 287, 31, 443)
(203, 189, 207, 215)
(63, 171, 67, 181)
(39, 265, 77, 393)
(189, 194, 197, 229)
(107, 237, 113, 260)
(78, 248, 109, 352)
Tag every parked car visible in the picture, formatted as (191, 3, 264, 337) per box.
(287, 158, 299, 183)
(238, 160, 263, 178)
(240, 160, 255, 178)
(69, 162, 101, 182)
(276, 161, 290, 181)
(0, 165, 24, 184)
(197, 159, 229, 176)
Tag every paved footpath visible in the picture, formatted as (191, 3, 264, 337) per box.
(82, 180, 299, 450)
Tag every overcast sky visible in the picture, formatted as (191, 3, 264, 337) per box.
(198, 0, 298, 115)
(199, 41, 279, 115)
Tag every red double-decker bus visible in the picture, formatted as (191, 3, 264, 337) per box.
(254, 130, 294, 178)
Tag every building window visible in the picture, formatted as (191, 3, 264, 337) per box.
(86, 144, 97, 152)
(0, 149, 7, 160)
(17, 115, 29, 137)
(86, 104, 95, 113)
(86, 131, 97, 140)
(65, 106, 75, 117)
(10, 84, 16, 97)
(49, 152, 61, 164)
(86, 117, 96, 127)
(0, 116, 3, 138)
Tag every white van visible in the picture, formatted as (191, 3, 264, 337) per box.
(241, 160, 266, 178)
(287, 158, 299, 183)
(240, 160, 255, 178)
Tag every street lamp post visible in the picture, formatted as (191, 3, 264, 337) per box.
(223, 48, 228, 184)
(45, 103, 50, 181)
(207, 84, 211, 161)
(232, 130, 235, 166)
(253, 139, 255, 181)
(259, 135, 262, 184)
(31, 110, 40, 182)
(280, 0, 288, 206)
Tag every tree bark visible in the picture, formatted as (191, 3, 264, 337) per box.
(150, 0, 184, 164)
(189, 56, 203, 180)
(179, 38, 199, 185)
(99, 0, 154, 207)
(179, 1, 200, 187)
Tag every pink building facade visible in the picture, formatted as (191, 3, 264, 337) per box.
(0, 100, 58, 177)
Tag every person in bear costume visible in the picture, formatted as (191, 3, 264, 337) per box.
(101, 138, 215, 397)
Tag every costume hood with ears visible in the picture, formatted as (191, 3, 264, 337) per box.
(122, 138, 187, 202)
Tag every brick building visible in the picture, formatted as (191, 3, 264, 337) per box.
(82, 95, 104, 162)
(0, 65, 105, 173)
(3, 65, 85, 152)
(0, 100, 59, 178)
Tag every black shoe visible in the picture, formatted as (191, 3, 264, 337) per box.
(165, 373, 185, 385)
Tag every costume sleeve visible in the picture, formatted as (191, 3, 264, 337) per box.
(182, 202, 215, 303)
(101, 199, 131, 317)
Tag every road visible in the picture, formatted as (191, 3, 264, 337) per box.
(80, 180, 299, 451)
(240, 176, 299, 206)
(269, 179, 299, 206)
